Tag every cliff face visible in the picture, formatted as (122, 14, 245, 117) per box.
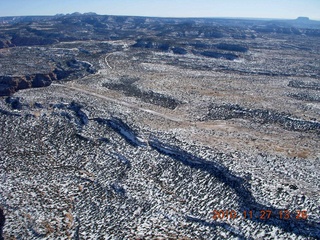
(0, 59, 96, 96)
(0, 73, 55, 96)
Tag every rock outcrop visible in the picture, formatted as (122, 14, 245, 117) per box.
(94, 117, 145, 147)
(11, 35, 58, 47)
(0, 59, 96, 96)
(0, 73, 54, 96)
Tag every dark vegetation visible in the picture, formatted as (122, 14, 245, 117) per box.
(288, 80, 320, 90)
(5, 97, 24, 110)
(0, 208, 4, 240)
(288, 92, 320, 102)
(132, 39, 170, 51)
(103, 76, 181, 110)
(132, 38, 187, 54)
(200, 51, 238, 60)
(172, 47, 188, 55)
(216, 43, 248, 52)
(207, 104, 320, 133)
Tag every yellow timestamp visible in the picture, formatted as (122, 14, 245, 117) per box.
(212, 209, 308, 220)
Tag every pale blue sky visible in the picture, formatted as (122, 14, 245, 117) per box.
(1, 0, 319, 20)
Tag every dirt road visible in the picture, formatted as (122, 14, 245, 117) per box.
(52, 83, 183, 122)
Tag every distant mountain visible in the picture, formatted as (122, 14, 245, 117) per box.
(0, 12, 98, 24)
(0, 14, 320, 50)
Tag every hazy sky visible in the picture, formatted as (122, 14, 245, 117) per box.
(1, 0, 319, 20)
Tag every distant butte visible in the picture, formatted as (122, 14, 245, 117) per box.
(296, 16, 310, 21)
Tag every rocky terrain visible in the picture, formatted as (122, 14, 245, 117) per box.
(0, 14, 319, 239)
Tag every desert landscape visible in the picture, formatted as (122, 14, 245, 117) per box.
(0, 14, 319, 239)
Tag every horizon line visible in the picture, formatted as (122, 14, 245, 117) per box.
(0, 13, 319, 21)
